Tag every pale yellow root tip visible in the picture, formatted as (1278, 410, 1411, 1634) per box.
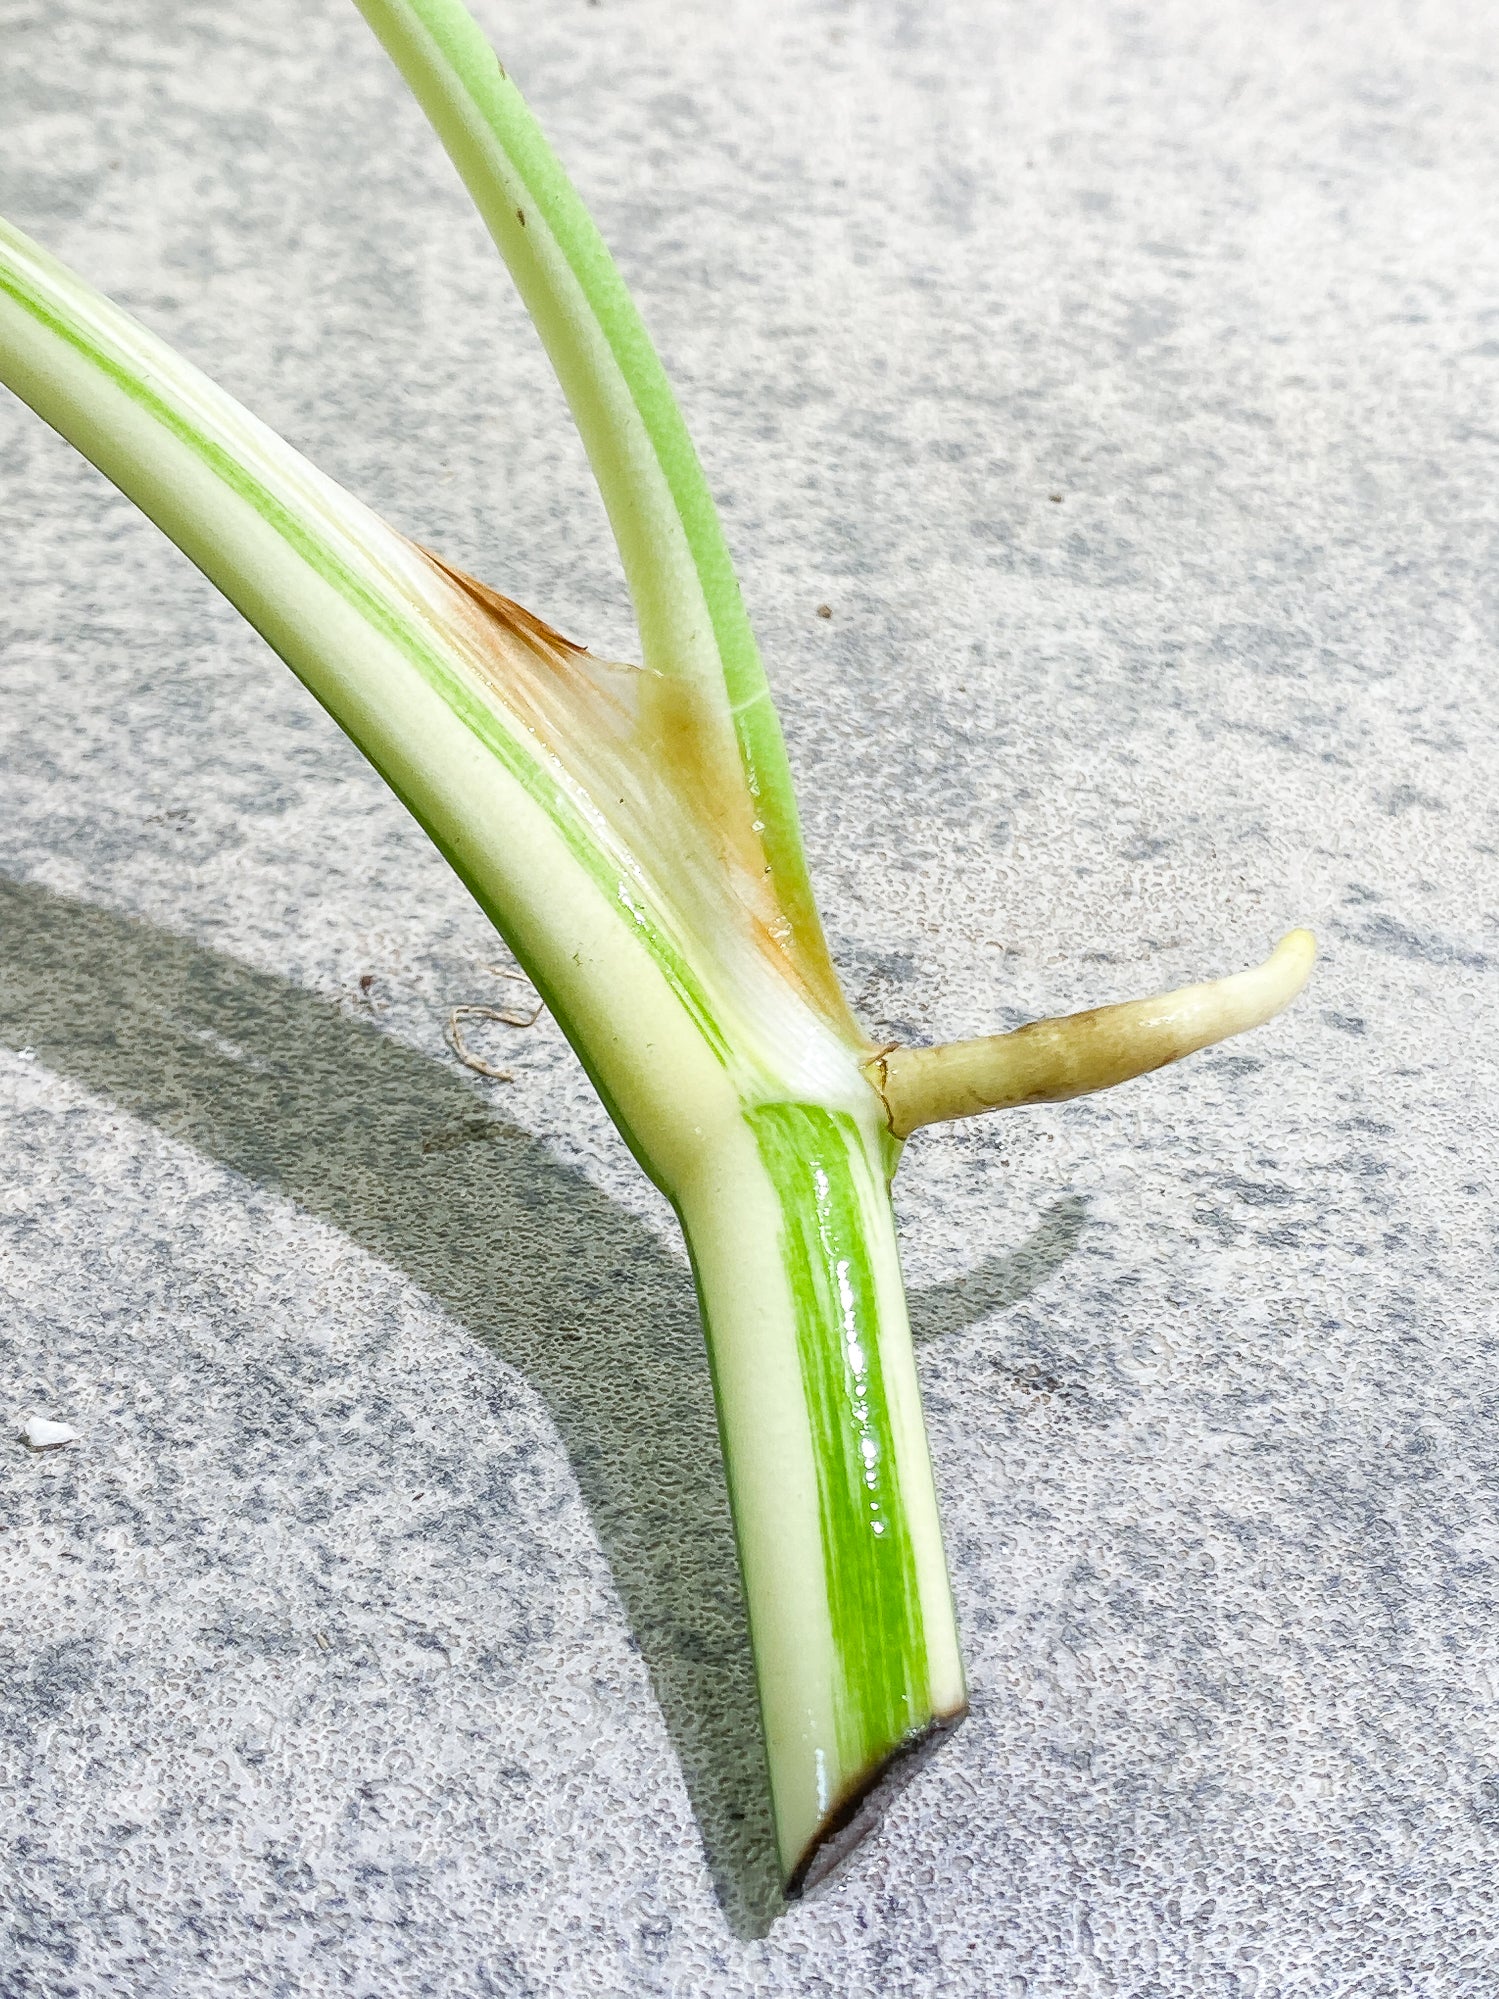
(869, 930, 1316, 1139)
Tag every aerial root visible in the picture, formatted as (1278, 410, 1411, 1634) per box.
(868, 929, 1316, 1139)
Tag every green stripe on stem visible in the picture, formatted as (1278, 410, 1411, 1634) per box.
(351, 0, 854, 1029)
(748, 1104, 931, 1774)
(676, 1105, 964, 1891)
(0, 158, 968, 1896)
(0, 223, 732, 1068)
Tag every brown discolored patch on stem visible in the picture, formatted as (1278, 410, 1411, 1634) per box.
(412, 542, 861, 1036)
(417, 545, 594, 661)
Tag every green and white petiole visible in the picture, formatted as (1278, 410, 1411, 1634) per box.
(0, 0, 1312, 1894)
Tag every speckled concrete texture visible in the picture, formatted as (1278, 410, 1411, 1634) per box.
(2, 0, 1498, 1992)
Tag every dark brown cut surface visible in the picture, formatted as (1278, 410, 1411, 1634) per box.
(786, 1703, 969, 1900)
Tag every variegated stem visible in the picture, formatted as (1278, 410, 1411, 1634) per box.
(681, 1105, 965, 1889)
(349, 0, 855, 1035)
(0, 215, 963, 1890)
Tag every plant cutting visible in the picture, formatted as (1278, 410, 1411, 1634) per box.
(0, 0, 1313, 1896)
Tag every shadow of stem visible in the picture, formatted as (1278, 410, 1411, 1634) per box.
(908, 1194, 1089, 1347)
(0, 874, 1084, 1936)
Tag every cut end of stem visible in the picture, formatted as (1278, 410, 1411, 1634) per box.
(869, 929, 1316, 1138)
(784, 1702, 969, 1901)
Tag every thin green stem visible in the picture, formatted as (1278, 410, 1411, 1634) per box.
(350, 0, 855, 1032)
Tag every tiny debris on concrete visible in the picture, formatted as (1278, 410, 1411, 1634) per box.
(20, 1414, 78, 1451)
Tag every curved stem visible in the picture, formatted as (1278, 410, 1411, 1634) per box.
(349, 0, 854, 1032)
(871, 929, 1315, 1138)
(0, 211, 964, 1896)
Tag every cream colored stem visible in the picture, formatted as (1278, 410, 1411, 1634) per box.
(869, 930, 1316, 1139)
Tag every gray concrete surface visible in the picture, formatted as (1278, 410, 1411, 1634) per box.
(3, 0, 1498, 1992)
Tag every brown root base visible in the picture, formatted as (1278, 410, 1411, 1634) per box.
(784, 1703, 969, 1900)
